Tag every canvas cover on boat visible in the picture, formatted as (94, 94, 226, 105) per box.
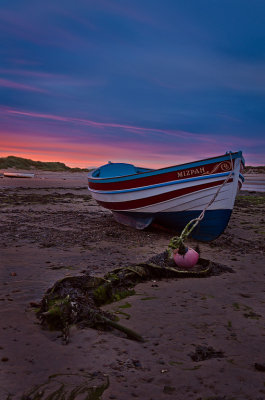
(93, 163, 139, 178)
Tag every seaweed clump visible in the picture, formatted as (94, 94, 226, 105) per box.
(37, 252, 231, 343)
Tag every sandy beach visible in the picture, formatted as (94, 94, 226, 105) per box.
(0, 171, 265, 400)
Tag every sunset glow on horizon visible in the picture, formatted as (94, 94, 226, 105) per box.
(0, 1, 264, 168)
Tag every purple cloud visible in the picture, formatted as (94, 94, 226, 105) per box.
(4, 107, 216, 143)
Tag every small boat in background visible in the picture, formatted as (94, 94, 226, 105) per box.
(88, 151, 245, 242)
(3, 172, 35, 178)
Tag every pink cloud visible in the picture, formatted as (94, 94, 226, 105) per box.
(0, 78, 48, 93)
(0, 137, 178, 169)
(0, 127, 247, 169)
(1, 108, 262, 169)
(0, 70, 105, 90)
(0, 68, 63, 79)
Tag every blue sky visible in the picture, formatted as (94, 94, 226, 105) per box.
(0, 0, 264, 167)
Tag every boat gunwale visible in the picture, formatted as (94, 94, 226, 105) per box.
(88, 151, 244, 182)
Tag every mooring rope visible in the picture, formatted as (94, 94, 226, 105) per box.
(169, 152, 234, 251)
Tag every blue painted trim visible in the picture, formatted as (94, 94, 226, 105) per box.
(89, 172, 233, 194)
(89, 151, 243, 183)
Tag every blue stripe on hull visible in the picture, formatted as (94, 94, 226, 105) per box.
(114, 209, 232, 242)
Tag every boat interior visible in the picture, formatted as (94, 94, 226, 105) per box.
(92, 162, 151, 178)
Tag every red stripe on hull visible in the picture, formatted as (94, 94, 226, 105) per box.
(96, 178, 233, 211)
(89, 160, 234, 191)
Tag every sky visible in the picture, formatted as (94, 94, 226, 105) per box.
(0, 0, 265, 168)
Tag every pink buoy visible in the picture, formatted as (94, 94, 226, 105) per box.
(173, 247, 199, 269)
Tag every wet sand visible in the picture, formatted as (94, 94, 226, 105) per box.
(0, 171, 265, 399)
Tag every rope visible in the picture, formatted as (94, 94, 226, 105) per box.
(169, 152, 234, 252)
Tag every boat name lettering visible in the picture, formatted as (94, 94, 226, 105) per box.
(177, 167, 205, 178)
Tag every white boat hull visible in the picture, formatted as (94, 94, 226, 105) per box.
(88, 151, 245, 241)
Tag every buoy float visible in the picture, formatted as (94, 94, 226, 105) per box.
(173, 247, 199, 269)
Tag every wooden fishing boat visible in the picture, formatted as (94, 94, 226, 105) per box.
(88, 151, 245, 241)
(3, 172, 35, 178)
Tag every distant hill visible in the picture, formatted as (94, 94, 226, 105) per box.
(244, 166, 265, 174)
(0, 156, 89, 172)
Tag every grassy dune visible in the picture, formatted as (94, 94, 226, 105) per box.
(0, 156, 89, 172)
